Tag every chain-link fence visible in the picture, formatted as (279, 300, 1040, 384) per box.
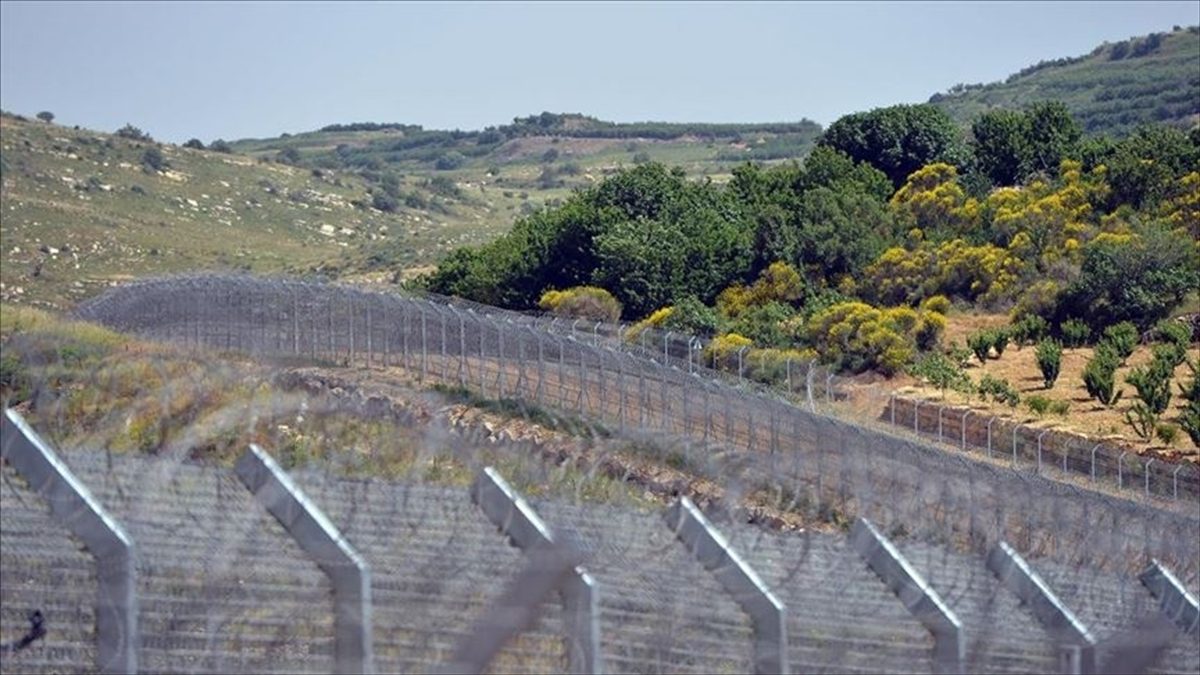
(1, 272, 1197, 674)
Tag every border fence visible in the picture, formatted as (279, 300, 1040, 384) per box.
(3, 407, 1199, 674)
(65, 275, 1200, 576)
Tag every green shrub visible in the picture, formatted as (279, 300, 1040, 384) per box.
(1035, 339, 1062, 389)
(1082, 344, 1122, 407)
(1180, 360, 1200, 447)
(1126, 358, 1172, 415)
(1059, 319, 1091, 348)
(1102, 321, 1139, 362)
(967, 330, 993, 363)
(909, 353, 972, 397)
(661, 296, 721, 338)
(1155, 320, 1192, 353)
(1049, 400, 1070, 417)
(1125, 402, 1158, 441)
(978, 374, 1020, 408)
(1026, 395, 1051, 418)
(946, 341, 972, 369)
(992, 329, 1010, 358)
(1156, 423, 1179, 446)
(1009, 314, 1049, 348)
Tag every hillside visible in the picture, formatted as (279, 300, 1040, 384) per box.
(0, 114, 536, 308)
(930, 26, 1200, 136)
(0, 113, 824, 309)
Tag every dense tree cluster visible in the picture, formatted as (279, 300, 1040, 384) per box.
(426, 102, 1199, 387)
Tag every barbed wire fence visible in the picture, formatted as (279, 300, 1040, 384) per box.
(1, 272, 1197, 674)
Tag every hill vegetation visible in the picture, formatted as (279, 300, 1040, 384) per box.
(426, 100, 1200, 447)
(930, 26, 1200, 137)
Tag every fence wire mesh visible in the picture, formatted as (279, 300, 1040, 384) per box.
(1, 272, 1197, 674)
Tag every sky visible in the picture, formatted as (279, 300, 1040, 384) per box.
(1, 1, 1196, 143)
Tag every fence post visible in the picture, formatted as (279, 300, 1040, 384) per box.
(470, 467, 604, 674)
(1144, 458, 1155, 498)
(1138, 560, 1200, 636)
(737, 346, 748, 385)
(1036, 429, 1050, 475)
(1173, 465, 1183, 501)
(1, 409, 139, 675)
(986, 541, 1096, 674)
(937, 406, 945, 443)
(1090, 444, 1101, 482)
(914, 399, 921, 433)
(961, 410, 970, 451)
(850, 517, 964, 674)
(365, 299, 372, 367)
(987, 416, 997, 458)
(890, 394, 897, 426)
(1118, 451, 1128, 489)
(420, 306, 429, 382)
(1012, 425, 1021, 466)
(665, 498, 788, 675)
(235, 445, 374, 674)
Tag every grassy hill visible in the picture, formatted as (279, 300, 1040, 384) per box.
(0, 113, 823, 308)
(930, 26, 1200, 136)
(0, 114, 568, 308)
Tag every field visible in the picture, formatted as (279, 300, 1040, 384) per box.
(894, 311, 1198, 458)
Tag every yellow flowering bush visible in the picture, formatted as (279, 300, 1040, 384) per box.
(889, 163, 978, 236)
(716, 261, 803, 319)
(806, 301, 944, 375)
(538, 286, 622, 322)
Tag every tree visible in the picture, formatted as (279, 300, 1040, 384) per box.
(1105, 125, 1199, 210)
(36, 111, 54, 123)
(116, 123, 151, 141)
(1020, 101, 1081, 178)
(819, 104, 965, 189)
(971, 110, 1028, 186)
(209, 139, 233, 153)
(1035, 339, 1062, 389)
(1054, 228, 1200, 332)
(183, 138, 205, 150)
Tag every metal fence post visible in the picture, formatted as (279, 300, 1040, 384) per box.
(1173, 465, 1183, 501)
(1144, 458, 1155, 498)
(1012, 425, 1021, 466)
(1118, 451, 1128, 489)
(1, 409, 139, 675)
(235, 445, 374, 674)
(986, 541, 1096, 674)
(665, 498, 788, 675)
(1138, 560, 1199, 636)
(471, 467, 604, 674)
(850, 518, 964, 674)
(1090, 444, 1101, 482)
(914, 399, 921, 433)
(1036, 429, 1050, 475)
(961, 410, 970, 451)
(987, 416, 997, 458)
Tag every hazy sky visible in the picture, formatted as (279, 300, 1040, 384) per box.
(1, 1, 1196, 143)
